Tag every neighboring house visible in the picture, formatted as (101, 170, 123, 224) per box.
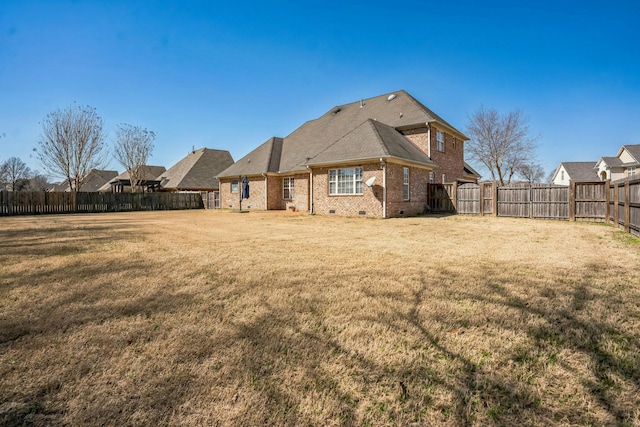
(595, 144, 640, 181)
(462, 163, 482, 183)
(158, 148, 234, 192)
(50, 169, 118, 192)
(98, 166, 166, 192)
(217, 90, 473, 218)
(551, 162, 598, 185)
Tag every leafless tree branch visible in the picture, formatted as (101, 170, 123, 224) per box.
(466, 106, 539, 185)
(113, 124, 155, 192)
(36, 104, 108, 191)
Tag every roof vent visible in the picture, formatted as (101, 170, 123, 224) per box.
(359, 99, 365, 108)
(387, 94, 396, 101)
(332, 108, 341, 114)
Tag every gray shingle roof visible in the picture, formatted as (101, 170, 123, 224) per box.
(98, 165, 166, 191)
(217, 137, 282, 178)
(50, 169, 118, 192)
(159, 148, 234, 191)
(621, 144, 640, 164)
(307, 119, 434, 167)
(561, 162, 599, 180)
(218, 90, 466, 177)
(599, 157, 624, 167)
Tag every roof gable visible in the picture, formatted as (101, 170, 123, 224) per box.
(217, 137, 282, 177)
(618, 144, 640, 164)
(558, 162, 598, 180)
(307, 119, 433, 166)
(159, 148, 233, 190)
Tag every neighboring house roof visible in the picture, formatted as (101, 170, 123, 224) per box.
(158, 148, 234, 191)
(218, 90, 468, 177)
(98, 165, 166, 191)
(597, 156, 624, 168)
(463, 162, 482, 180)
(49, 169, 118, 192)
(617, 144, 640, 165)
(557, 162, 599, 180)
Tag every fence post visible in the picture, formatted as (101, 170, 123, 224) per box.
(604, 180, 611, 224)
(493, 182, 499, 216)
(529, 185, 533, 219)
(451, 181, 458, 212)
(625, 181, 631, 233)
(478, 182, 484, 216)
(613, 182, 619, 227)
(569, 180, 576, 221)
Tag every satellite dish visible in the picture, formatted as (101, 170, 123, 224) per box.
(365, 176, 376, 187)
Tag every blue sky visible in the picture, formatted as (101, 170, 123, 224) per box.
(1, 0, 639, 181)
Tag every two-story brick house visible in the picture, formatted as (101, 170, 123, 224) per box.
(217, 90, 478, 218)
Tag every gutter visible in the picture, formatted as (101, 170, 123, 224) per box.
(381, 158, 387, 219)
(262, 173, 268, 209)
(306, 165, 314, 214)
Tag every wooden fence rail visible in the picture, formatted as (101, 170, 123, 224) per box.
(0, 191, 204, 216)
(428, 179, 639, 236)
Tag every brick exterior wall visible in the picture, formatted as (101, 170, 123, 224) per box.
(220, 176, 267, 210)
(311, 163, 384, 218)
(385, 163, 431, 217)
(266, 173, 310, 212)
(311, 162, 431, 218)
(220, 174, 310, 212)
(403, 125, 465, 183)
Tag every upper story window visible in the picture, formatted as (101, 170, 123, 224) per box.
(403, 167, 410, 200)
(329, 167, 363, 195)
(436, 130, 445, 152)
(629, 166, 637, 178)
(283, 177, 294, 199)
(561, 171, 565, 181)
(231, 180, 239, 193)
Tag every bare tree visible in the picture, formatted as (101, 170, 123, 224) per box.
(517, 163, 545, 184)
(113, 124, 155, 192)
(466, 106, 539, 185)
(37, 104, 108, 192)
(2, 157, 31, 191)
(24, 171, 51, 191)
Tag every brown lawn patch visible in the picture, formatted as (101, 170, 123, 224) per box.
(1, 211, 639, 426)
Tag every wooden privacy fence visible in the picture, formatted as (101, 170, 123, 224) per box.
(0, 191, 204, 216)
(428, 179, 639, 236)
(609, 179, 640, 236)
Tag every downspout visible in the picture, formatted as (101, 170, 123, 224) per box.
(426, 123, 431, 158)
(307, 166, 314, 214)
(381, 158, 387, 219)
(262, 174, 268, 210)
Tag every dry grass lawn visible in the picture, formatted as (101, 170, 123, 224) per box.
(1, 210, 640, 426)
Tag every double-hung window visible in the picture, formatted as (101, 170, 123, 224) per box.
(403, 167, 410, 200)
(629, 166, 637, 178)
(436, 130, 445, 152)
(283, 177, 294, 199)
(231, 179, 239, 193)
(329, 167, 363, 195)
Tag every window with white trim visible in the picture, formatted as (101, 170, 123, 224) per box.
(329, 167, 363, 195)
(429, 171, 435, 183)
(403, 167, 410, 200)
(436, 130, 445, 152)
(231, 180, 239, 193)
(629, 166, 637, 177)
(283, 177, 294, 199)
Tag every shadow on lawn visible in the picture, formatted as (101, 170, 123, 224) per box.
(0, 223, 203, 426)
(2, 217, 639, 425)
